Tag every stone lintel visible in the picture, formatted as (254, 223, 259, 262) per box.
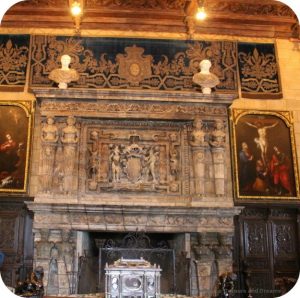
(33, 88, 237, 105)
(26, 202, 242, 233)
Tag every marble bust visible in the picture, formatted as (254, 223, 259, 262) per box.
(192, 59, 220, 95)
(49, 54, 79, 89)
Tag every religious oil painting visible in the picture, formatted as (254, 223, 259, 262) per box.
(0, 102, 32, 193)
(230, 110, 299, 200)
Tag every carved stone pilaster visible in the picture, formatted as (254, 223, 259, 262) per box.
(215, 233, 234, 275)
(33, 228, 77, 296)
(189, 117, 208, 196)
(40, 116, 59, 193)
(209, 119, 226, 196)
(211, 148, 225, 196)
(60, 116, 79, 194)
(193, 233, 218, 297)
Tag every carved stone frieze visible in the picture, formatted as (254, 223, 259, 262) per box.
(28, 203, 240, 232)
(41, 100, 228, 118)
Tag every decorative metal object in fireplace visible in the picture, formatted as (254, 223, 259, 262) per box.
(105, 257, 161, 298)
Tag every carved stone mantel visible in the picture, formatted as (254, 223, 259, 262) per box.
(33, 88, 237, 107)
(29, 87, 239, 296)
(26, 202, 242, 233)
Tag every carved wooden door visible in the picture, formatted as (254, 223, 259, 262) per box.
(235, 208, 300, 298)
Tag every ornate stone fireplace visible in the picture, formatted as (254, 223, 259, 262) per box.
(27, 88, 241, 297)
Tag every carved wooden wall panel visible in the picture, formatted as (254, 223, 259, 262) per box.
(235, 208, 300, 297)
(0, 200, 33, 287)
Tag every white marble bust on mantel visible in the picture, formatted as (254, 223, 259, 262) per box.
(192, 59, 220, 95)
(49, 54, 79, 89)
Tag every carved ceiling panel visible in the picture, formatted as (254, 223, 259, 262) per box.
(1, 0, 297, 38)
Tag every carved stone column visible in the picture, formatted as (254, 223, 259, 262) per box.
(209, 119, 226, 196)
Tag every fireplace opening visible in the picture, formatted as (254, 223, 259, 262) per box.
(77, 231, 190, 295)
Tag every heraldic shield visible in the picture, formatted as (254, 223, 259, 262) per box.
(116, 45, 153, 86)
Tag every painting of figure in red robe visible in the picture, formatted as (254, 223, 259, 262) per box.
(0, 103, 31, 192)
(232, 111, 299, 199)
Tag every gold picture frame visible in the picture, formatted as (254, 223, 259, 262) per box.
(230, 109, 299, 200)
(0, 101, 33, 193)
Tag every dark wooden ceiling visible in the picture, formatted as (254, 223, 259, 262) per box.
(1, 0, 298, 38)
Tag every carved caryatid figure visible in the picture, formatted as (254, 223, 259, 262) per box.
(41, 116, 59, 143)
(193, 59, 220, 95)
(189, 117, 207, 148)
(40, 116, 59, 193)
(61, 116, 79, 193)
(49, 54, 79, 89)
(61, 116, 79, 145)
(189, 117, 208, 196)
(209, 119, 226, 148)
(209, 119, 226, 196)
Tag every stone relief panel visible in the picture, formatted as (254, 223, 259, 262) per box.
(37, 102, 231, 199)
(81, 120, 187, 195)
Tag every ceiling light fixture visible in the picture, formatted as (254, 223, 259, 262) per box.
(71, 1, 82, 17)
(69, 0, 83, 34)
(196, 0, 207, 21)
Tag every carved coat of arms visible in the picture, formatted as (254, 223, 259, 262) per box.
(116, 45, 153, 86)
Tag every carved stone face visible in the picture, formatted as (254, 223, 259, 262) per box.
(47, 117, 54, 125)
(193, 118, 202, 129)
(215, 120, 224, 130)
(67, 116, 76, 126)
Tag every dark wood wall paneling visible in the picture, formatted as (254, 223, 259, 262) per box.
(0, 198, 34, 287)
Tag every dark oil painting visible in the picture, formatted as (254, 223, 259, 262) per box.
(233, 112, 299, 199)
(0, 103, 30, 192)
